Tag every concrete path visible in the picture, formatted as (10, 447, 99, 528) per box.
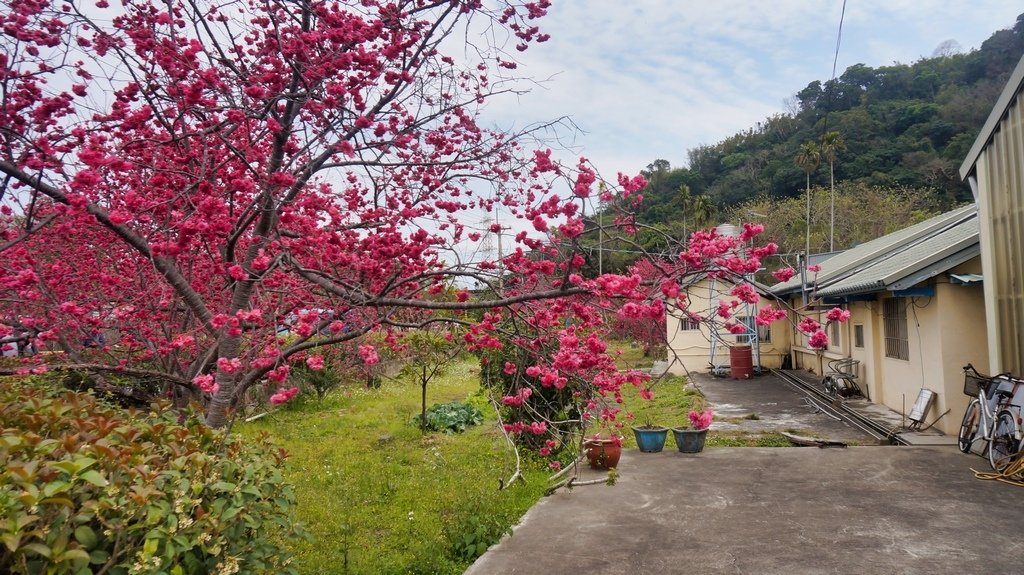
(467, 371, 1021, 574)
(466, 447, 1024, 574)
(689, 372, 875, 443)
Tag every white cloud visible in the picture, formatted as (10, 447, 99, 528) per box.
(478, 1, 1022, 176)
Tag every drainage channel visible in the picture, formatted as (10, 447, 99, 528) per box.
(770, 369, 908, 446)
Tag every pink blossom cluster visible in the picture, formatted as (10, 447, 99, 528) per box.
(538, 439, 558, 457)
(797, 318, 821, 333)
(594, 273, 642, 297)
(358, 344, 379, 365)
(501, 388, 533, 407)
(772, 267, 797, 283)
(270, 386, 300, 405)
(729, 283, 759, 304)
(826, 308, 852, 322)
(306, 355, 325, 370)
(502, 421, 547, 435)
(726, 322, 748, 335)
(217, 357, 243, 374)
(192, 374, 219, 394)
(688, 409, 714, 430)
(808, 331, 830, 349)
(756, 306, 787, 326)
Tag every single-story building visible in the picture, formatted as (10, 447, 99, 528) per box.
(667, 273, 791, 376)
(772, 204, 986, 436)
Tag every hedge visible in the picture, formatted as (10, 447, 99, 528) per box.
(0, 379, 305, 575)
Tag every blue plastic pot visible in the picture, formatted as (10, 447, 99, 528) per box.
(632, 426, 669, 453)
(672, 428, 708, 453)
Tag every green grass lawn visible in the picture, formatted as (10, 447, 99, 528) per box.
(238, 357, 549, 575)
(238, 343, 792, 573)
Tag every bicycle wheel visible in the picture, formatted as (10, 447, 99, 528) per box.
(957, 400, 981, 454)
(988, 409, 1020, 472)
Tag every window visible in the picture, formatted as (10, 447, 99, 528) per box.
(679, 317, 700, 331)
(854, 324, 865, 348)
(829, 319, 840, 348)
(883, 298, 909, 360)
(735, 316, 770, 344)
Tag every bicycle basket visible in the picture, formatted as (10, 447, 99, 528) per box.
(964, 373, 991, 397)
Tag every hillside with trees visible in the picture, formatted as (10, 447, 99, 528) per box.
(616, 13, 1024, 256)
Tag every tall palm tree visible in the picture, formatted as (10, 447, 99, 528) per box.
(691, 194, 716, 230)
(795, 141, 821, 257)
(820, 131, 846, 252)
(677, 184, 691, 241)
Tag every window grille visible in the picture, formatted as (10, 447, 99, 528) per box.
(679, 317, 700, 331)
(883, 298, 909, 360)
(735, 316, 770, 344)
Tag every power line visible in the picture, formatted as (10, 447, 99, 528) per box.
(821, 0, 848, 137)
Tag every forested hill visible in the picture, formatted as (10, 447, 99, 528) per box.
(631, 13, 1024, 226)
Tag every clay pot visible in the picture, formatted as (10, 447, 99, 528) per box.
(584, 437, 622, 469)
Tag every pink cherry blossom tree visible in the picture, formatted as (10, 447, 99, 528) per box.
(0, 0, 842, 462)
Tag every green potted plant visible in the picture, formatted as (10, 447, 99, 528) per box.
(672, 408, 714, 453)
(632, 417, 669, 453)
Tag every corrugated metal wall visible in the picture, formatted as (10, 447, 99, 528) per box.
(978, 91, 1024, 374)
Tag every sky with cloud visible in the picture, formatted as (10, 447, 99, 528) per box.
(482, 1, 1023, 179)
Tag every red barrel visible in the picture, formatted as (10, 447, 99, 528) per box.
(730, 345, 753, 379)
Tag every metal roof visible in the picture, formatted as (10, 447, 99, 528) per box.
(817, 217, 979, 297)
(960, 52, 1024, 180)
(772, 204, 978, 296)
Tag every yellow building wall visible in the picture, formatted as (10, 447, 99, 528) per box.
(782, 257, 987, 435)
(666, 278, 790, 375)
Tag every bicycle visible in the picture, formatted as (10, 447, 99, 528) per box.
(957, 364, 1023, 472)
(822, 358, 866, 399)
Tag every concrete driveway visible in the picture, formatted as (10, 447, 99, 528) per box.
(466, 446, 1024, 574)
(468, 371, 1020, 574)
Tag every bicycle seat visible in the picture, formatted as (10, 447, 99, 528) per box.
(994, 388, 1015, 399)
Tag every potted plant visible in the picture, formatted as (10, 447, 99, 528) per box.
(672, 408, 714, 453)
(583, 434, 623, 469)
(632, 417, 669, 453)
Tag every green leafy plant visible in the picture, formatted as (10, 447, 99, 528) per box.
(0, 379, 305, 575)
(414, 402, 483, 433)
(446, 514, 510, 561)
(441, 493, 512, 562)
(291, 362, 343, 401)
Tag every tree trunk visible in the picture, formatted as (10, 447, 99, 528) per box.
(420, 365, 428, 431)
(205, 334, 240, 428)
(829, 161, 835, 252)
(805, 173, 811, 257)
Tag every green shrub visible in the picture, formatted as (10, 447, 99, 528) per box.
(291, 363, 343, 401)
(0, 379, 305, 575)
(413, 402, 483, 433)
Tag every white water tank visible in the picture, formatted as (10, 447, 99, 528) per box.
(716, 223, 740, 238)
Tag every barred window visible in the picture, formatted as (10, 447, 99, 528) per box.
(736, 316, 771, 344)
(679, 317, 700, 331)
(883, 298, 909, 360)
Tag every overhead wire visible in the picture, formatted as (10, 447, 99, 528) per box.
(820, 0, 848, 138)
